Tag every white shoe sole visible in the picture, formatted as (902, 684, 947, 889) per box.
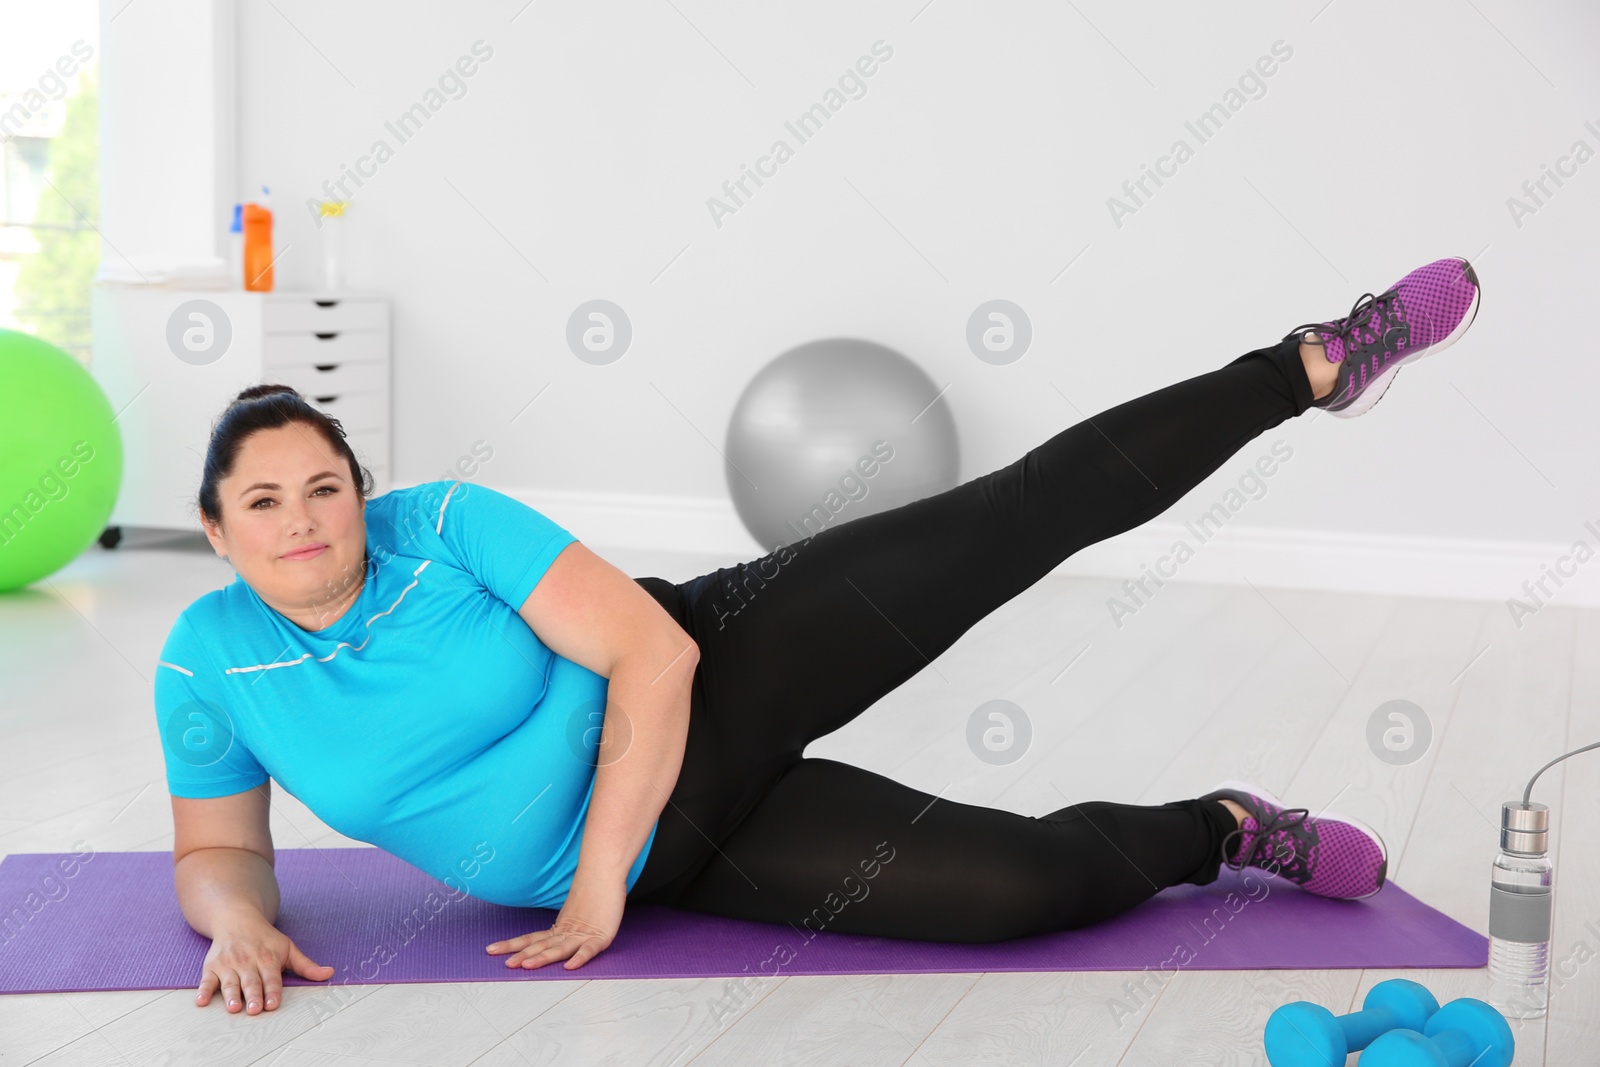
(1327, 258, 1482, 419)
(1209, 778, 1389, 899)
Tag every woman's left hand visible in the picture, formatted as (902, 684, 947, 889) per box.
(485, 872, 627, 971)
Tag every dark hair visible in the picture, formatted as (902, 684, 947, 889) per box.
(198, 384, 373, 528)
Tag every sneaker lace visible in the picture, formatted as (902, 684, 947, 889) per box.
(1222, 805, 1315, 882)
(1283, 286, 1400, 346)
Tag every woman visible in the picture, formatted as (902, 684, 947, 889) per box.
(159, 256, 1479, 1016)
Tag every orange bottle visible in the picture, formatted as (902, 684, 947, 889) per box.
(242, 202, 275, 291)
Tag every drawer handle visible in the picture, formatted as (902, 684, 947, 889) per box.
(315, 299, 339, 308)
(315, 395, 339, 404)
(314, 363, 337, 372)
(314, 331, 339, 340)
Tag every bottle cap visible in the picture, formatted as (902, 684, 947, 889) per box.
(230, 203, 242, 233)
(1501, 801, 1549, 854)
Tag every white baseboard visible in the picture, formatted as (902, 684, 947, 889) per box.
(499, 484, 1600, 612)
(1057, 521, 1600, 612)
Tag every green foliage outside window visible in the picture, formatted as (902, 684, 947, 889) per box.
(13, 65, 99, 366)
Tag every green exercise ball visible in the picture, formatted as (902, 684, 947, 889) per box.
(0, 329, 124, 592)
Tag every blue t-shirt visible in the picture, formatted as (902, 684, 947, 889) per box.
(152, 478, 660, 909)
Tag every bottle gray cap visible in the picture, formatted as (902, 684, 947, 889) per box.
(1501, 801, 1549, 853)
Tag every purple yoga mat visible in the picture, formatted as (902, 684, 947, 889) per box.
(0, 847, 1486, 994)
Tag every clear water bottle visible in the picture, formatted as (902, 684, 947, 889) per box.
(1487, 800, 1552, 1019)
(317, 199, 347, 292)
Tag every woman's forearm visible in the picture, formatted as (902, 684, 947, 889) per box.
(572, 635, 699, 887)
(174, 846, 282, 936)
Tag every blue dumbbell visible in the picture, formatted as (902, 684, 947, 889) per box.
(1358, 997, 1514, 1066)
(1265, 978, 1440, 1066)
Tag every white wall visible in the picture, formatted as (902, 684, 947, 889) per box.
(129, 1, 1600, 606)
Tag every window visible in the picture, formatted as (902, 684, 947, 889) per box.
(0, 3, 100, 367)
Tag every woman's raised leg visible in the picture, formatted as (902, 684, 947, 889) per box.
(677, 334, 1317, 760)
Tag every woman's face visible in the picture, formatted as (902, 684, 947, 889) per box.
(201, 423, 367, 632)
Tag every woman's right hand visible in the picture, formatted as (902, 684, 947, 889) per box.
(195, 916, 336, 1014)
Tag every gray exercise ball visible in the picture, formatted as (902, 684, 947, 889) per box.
(725, 338, 960, 551)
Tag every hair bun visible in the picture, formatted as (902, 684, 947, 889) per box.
(233, 383, 302, 404)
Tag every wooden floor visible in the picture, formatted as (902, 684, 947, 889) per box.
(3, 531, 1595, 1066)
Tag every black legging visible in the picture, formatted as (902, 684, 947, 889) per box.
(623, 332, 1318, 943)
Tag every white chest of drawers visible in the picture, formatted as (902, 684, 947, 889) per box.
(90, 286, 392, 537)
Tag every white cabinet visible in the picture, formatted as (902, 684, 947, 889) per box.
(90, 286, 392, 536)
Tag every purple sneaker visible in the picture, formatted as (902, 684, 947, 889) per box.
(1283, 256, 1482, 418)
(1200, 779, 1388, 900)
